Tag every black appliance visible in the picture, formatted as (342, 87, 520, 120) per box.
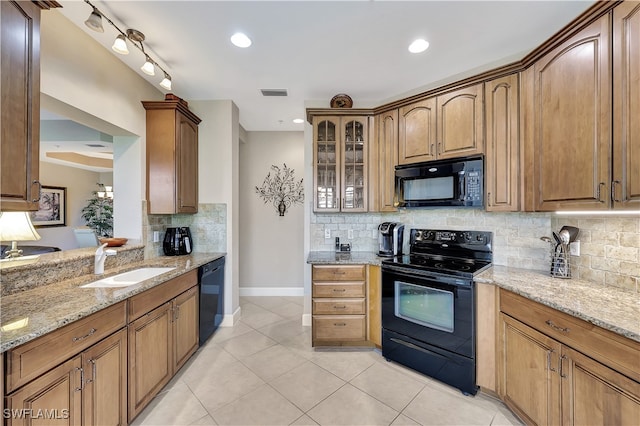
(395, 156, 483, 208)
(198, 257, 225, 346)
(381, 229, 492, 395)
(378, 222, 404, 257)
(163, 227, 192, 256)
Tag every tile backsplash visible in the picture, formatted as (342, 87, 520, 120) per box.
(143, 203, 227, 258)
(311, 209, 639, 292)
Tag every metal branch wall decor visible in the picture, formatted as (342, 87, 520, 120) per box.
(255, 164, 304, 216)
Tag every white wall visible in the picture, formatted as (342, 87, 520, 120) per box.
(239, 131, 305, 294)
(40, 10, 162, 242)
(35, 162, 111, 250)
(189, 100, 241, 322)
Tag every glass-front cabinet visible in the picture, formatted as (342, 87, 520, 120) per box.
(313, 115, 368, 212)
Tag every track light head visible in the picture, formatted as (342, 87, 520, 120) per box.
(84, 7, 104, 33)
(160, 73, 172, 90)
(141, 56, 155, 76)
(112, 34, 129, 55)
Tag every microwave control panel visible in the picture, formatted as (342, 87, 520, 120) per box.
(465, 171, 482, 201)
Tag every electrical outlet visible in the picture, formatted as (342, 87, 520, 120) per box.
(324, 228, 331, 239)
(569, 240, 580, 256)
(153, 231, 161, 242)
(348, 229, 354, 239)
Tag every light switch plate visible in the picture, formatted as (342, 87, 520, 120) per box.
(153, 231, 161, 242)
(324, 228, 331, 239)
(569, 240, 580, 256)
(348, 229, 354, 239)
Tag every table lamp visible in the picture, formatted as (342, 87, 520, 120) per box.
(0, 211, 42, 259)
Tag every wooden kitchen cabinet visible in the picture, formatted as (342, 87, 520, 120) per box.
(312, 114, 370, 212)
(311, 264, 367, 346)
(143, 97, 202, 214)
(613, 1, 640, 209)
(5, 356, 82, 426)
(81, 329, 127, 426)
(367, 265, 382, 347)
(529, 14, 611, 211)
(128, 302, 173, 421)
(499, 289, 640, 425)
(4, 302, 126, 426)
(370, 110, 398, 212)
(127, 270, 199, 421)
(398, 84, 484, 165)
(0, 1, 42, 211)
(484, 74, 520, 212)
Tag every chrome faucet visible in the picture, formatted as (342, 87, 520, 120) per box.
(95, 243, 117, 275)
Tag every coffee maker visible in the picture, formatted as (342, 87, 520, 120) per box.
(378, 222, 404, 257)
(163, 227, 193, 256)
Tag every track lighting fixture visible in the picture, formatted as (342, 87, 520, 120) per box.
(82, 0, 173, 91)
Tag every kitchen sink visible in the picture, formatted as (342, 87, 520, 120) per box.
(80, 267, 176, 288)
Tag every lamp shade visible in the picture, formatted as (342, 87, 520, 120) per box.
(141, 58, 155, 76)
(0, 212, 41, 242)
(84, 8, 104, 33)
(160, 74, 172, 90)
(112, 34, 129, 54)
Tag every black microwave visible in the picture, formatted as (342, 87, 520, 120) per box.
(394, 156, 483, 208)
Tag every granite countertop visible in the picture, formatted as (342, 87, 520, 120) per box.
(477, 265, 640, 343)
(307, 251, 385, 265)
(0, 252, 225, 353)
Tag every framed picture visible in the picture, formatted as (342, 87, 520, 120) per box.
(30, 186, 66, 227)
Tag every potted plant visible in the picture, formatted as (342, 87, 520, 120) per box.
(81, 186, 113, 237)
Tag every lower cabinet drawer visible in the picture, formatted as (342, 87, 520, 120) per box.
(313, 298, 365, 315)
(312, 315, 366, 342)
(312, 282, 365, 298)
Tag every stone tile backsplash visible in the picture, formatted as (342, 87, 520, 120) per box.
(311, 209, 639, 292)
(143, 203, 227, 258)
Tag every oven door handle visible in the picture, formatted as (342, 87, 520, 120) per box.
(390, 337, 462, 365)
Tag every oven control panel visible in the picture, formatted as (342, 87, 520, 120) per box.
(412, 230, 490, 245)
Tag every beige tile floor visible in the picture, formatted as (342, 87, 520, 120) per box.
(132, 296, 523, 426)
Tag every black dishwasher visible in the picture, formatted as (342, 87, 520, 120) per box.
(198, 257, 225, 346)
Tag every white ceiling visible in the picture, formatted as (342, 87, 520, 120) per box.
(55, 0, 595, 132)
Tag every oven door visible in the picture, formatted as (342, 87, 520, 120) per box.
(381, 265, 475, 358)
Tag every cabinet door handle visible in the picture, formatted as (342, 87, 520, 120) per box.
(487, 192, 491, 207)
(332, 288, 346, 292)
(437, 142, 442, 155)
(429, 143, 434, 156)
(334, 323, 347, 327)
(333, 305, 347, 309)
(31, 180, 42, 202)
(611, 180, 621, 202)
(545, 320, 570, 333)
(559, 354, 568, 378)
(597, 182, 606, 203)
(175, 305, 180, 321)
(75, 367, 84, 392)
(547, 349, 556, 372)
(72, 328, 97, 342)
(85, 359, 96, 384)
(333, 271, 346, 275)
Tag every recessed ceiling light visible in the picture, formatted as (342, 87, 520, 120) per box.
(408, 38, 429, 54)
(231, 32, 252, 48)
(293, 118, 304, 124)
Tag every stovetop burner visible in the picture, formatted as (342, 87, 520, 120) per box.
(382, 229, 493, 278)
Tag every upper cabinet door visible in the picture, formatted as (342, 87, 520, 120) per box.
(613, 1, 640, 209)
(485, 74, 520, 212)
(314, 117, 341, 212)
(0, 1, 41, 211)
(437, 84, 484, 160)
(341, 117, 368, 212)
(532, 14, 611, 211)
(177, 113, 198, 213)
(398, 98, 436, 165)
(375, 110, 399, 212)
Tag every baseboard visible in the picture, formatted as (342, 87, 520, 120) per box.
(239, 287, 304, 297)
(220, 305, 241, 327)
(302, 313, 311, 327)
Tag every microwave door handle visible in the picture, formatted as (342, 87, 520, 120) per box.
(459, 173, 465, 201)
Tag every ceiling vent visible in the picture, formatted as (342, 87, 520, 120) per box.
(261, 89, 288, 97)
